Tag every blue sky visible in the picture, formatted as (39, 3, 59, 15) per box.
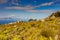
(0, 0, 60, 19)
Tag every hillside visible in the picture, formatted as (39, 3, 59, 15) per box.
(45, 11, 60, 21)
(0, 11, 60, 40)
(50, 11, 60, 17)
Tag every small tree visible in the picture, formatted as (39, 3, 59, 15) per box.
(29, 19, 37, 21)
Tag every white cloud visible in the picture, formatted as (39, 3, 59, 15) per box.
(40, 2, 54, 6)
(5, 2, 54, 10)
(0, 0, 7, 3)
(4, 1, 54, 13)
(26, 10, 54, 13)
(34, 1, 37, 2)
(0, 0, 19, 5)
(53, 0, 60, 2)
(0, 14, 16, 18)
(5, 5, 34, 10)
(35, 2, 54, 7)
(5, 5, 54, 13)
(11, 0, 19, 6)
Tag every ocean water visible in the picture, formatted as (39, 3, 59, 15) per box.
(0, 19, 28, 24)
(0, 20, 17, 24)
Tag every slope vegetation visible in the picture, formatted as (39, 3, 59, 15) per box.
(0, 11, 60, 40)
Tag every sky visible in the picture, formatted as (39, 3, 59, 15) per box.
(0, 0, 60, 20)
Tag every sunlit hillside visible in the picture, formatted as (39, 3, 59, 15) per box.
(0, 11, 60, 40)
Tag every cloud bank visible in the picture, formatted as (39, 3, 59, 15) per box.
(5, 1, 54, 13)
(0, 0, 7, 3)
(0, 0, 55, 13)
